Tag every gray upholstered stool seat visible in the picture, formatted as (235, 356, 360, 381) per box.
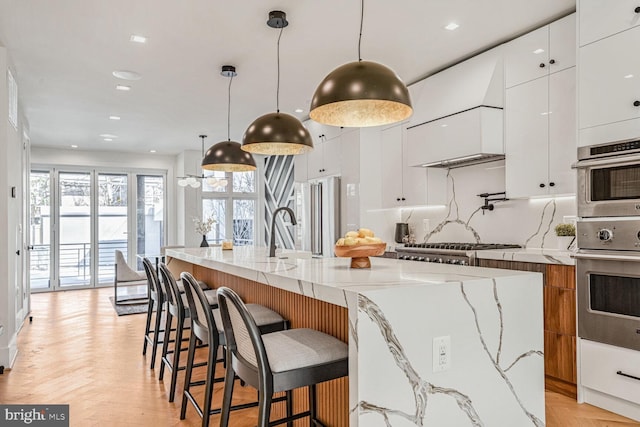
(217, 286, 349, 427)
(176, 279, 208, 293)
(180, 289, 218, 314)
(212, 304, 286, 335)
(263, 328, 348, 375)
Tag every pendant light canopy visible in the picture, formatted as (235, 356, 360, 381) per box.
(202, 65, 257, 172)
(241, 11, 313, 156)
(309, 0, 412, 128)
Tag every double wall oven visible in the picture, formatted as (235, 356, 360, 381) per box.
(574, 138, 640, 351)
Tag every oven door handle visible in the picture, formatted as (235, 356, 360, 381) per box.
(571, 251, 640, 262)
(573, 153, 640, 169)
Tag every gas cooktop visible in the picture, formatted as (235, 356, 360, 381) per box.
(402, 243, 522, 251)
(395, 242, 522, 266)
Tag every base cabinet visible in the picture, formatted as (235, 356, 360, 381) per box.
(477, 259, 576, 398)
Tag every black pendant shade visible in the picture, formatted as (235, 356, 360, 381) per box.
(202, 140, 256, 172)
(241, 10, 314, 156)
(309, 60, 412, 128)
(241, 112, 313, 156)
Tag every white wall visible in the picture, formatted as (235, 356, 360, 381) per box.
(361, 160, 576, 249)
(0, 48, 26, 369)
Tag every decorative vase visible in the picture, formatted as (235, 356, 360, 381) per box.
(200, 235, 209, 248)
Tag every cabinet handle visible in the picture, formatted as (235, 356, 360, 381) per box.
(635, 6, 640, 13)
(539, 183, 546, 188)
(634, 100, 640, 107)
(549, 59, 555, 65)
(617, 370, 640, 382)
(396, 198, 401, 201)
(401, 197, 406, 201)
(539, 63, 546, 68)
(549, 182, 555, 187)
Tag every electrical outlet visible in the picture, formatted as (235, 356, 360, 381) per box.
(432, 335, 451, 372)
(423, 219, 430, 233)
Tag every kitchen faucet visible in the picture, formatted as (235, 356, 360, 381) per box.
(269, 206, 297, 257)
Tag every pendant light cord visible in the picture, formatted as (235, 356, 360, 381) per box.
(276, 26, 283, 113)
(227, 75, 233, 141)
(358, 0, 364, 61)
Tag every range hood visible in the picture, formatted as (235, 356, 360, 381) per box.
(405, 47, 504, 168)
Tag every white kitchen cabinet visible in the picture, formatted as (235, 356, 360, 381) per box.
(579, 25, 640, 132)
(294, 152, 308, 182)
(580, 339, 640, 418)
(579, 0, 640, 46)
(380, 123, 446, 208)
(505, 14, 575, 88)
(306, 132, 342, 180)
(506, 67, 576, 198)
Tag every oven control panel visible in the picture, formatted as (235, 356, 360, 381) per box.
(578, 219, 640, 250)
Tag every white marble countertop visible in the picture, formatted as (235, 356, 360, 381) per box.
(474, 248, 575, 265)
(166, 246, 540, 307)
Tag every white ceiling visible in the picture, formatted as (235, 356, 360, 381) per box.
(0, 0, 575, 155)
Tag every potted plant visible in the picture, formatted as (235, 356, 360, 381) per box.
(554, 223, 576, 250)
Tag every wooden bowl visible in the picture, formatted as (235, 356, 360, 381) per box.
(334, 243, 386, 268)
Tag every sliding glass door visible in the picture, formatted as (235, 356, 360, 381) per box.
(28, 168, 165, 292)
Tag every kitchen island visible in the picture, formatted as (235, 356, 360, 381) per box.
(166, 246, 544, 427)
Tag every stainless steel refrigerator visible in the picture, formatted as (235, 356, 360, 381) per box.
(294, 176, 341, 256)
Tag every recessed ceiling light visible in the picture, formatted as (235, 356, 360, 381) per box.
(116, 84, 131, 91)
(445, 22, 459, 31)
(533, 48, 545, 54)
(71, 145, 78, 148)
(624, 74, 634, 79)
(149, 149, 156, 153)
(109, 115, 121, 120)
(441, 124, 448, 128)
(113, 70, 142, 81)
(103, 138, 113, 142)
(294, 108, 304, 113)
(130, 35, 147, 43)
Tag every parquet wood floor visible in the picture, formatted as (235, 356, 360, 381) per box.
(0, 288, 638, 426)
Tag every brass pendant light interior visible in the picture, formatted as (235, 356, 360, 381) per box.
(309, 0, 412, 128)
(241, 10, 313, 156)
(202, 65, 257, 172)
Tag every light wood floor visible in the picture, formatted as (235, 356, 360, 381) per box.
(0, 288, 638, 426)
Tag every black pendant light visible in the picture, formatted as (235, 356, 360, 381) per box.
(309, 0, 412, 127)
(241, 11, 313, 156)
(202, 65, 257, 172)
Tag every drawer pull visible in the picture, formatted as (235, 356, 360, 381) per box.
(635, 6, 640, 13)
(616, 370, 640, 382)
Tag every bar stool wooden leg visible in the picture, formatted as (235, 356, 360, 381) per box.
(219, 350, 235, 427)
(149, 301, 163, 369)
(180, 332, 198, 420)
(158, 310, 173, 380)
(142, 297, 154, 355)
(168, 314, 185, 402)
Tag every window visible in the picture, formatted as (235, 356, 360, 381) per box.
(202, 170, 257, 246)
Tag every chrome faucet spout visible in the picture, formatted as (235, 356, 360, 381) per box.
(269, 206, 297, 257)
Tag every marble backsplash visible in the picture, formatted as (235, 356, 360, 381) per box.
(361, 160, 577, 250)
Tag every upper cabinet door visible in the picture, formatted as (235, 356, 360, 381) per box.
(380, 124, 404, 208)
(505, 26, 550, 88)
(579, 25, 640, 129)
(505, 14, 576, 88)
(549, 14, 577, 74)
(321, 135, 342, 177)
(579, 0, 640, 46)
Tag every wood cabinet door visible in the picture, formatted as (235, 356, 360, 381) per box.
(544, 330, 577, 384)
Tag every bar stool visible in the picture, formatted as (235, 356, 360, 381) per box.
(216, 286, 348, 427)
(180, 272, 289, 427)
(157, 262, 217, 402)
(141, 257, 165, 369)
